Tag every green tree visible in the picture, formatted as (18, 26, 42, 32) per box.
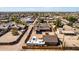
(54, 18, 62, 28)
(66, 16, 77, 23)
(12, 16, 17, 22)
(53, 18, 63, 31)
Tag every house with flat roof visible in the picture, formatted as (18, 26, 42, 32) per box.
(35, 23, 52, 32)
(61, 19, 69, 25)
(20, 17, 34, 23)
(61, 31, 76, 35)
(73, 23, 79, 28)
(57, 28, 76, 35)
(0, 23, 10, 30)
(63, 25, 73, 31)
(43, 32, 59, 46)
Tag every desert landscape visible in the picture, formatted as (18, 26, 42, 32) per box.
(0, 12, 79, 50)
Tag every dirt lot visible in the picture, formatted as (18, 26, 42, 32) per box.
(0, 31, 22, 43)
(57, 32, 79, 48)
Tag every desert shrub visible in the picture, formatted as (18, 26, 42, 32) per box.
(11, 28, 19, 36)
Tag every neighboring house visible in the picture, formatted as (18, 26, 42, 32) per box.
(20, 17, 34, 23)
(0, 14, 10, 23)
(0, 19, 9, 23)
(61, 19, 69, 25)
(73, 23, 79, 28)
(39, 17, 45, 20)
(57, 28, 76, 35)
(17, 24, 25, 29)
(39, 16, 53, 20)
(35, 23, 52, 32)
(61, 31, 76, 35)
(0, 23, 10, 30)
(63, 25, 73, 31)
(7, 22, 26, 30)
(0, 14, 6, 20)
(0, 23, 10, 36)
(8, 22, 17, 29)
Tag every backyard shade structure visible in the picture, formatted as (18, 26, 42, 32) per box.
(35, 23, 52, 31)
(43, 33, 59, 46)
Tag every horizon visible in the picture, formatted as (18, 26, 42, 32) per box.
(0, 7, 79, 12)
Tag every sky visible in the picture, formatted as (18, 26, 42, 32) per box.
(0, 7, 79, 12)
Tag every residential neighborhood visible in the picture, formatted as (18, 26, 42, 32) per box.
(0, 12, 79, 50)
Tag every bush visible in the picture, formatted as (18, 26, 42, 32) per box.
(11, 28, 19, 36)
(66, 16, 77, 23)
